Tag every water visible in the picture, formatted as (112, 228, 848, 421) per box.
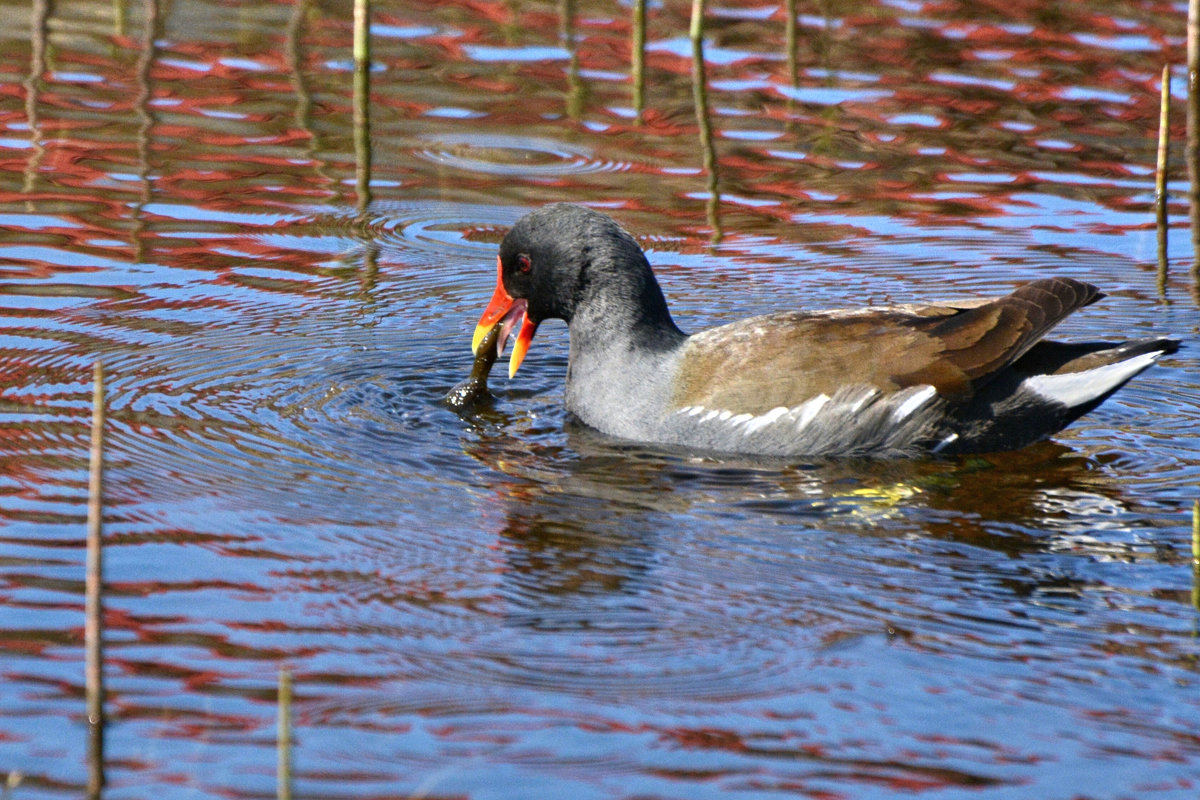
(2, 0, 1199, 797)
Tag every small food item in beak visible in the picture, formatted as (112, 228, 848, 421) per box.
(444, 321, 501, 411)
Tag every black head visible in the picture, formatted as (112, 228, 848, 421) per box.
(497, 203, 663, 327)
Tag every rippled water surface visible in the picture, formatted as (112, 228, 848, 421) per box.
(2, 0, 1200, 797)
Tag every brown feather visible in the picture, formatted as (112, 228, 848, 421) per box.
(672, 278, 1103, 413)
(918, 277, 1102, 391)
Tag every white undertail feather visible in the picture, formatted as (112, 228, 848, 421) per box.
(1023, 351, 1163, 408)
(931, 433, 959, 454)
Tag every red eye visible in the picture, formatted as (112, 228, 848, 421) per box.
(517, 254, 532, 273)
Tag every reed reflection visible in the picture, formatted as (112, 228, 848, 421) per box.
(560, 0, 584, 120)
(22, 0, 47, 201)
(354, 0, 379, 294)
(130, 0, 160, 261)
(690, 0, 722, 240)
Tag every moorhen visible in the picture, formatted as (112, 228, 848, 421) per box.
(473, 203, 1179, 457)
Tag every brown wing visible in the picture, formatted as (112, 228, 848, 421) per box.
(672, 277, 1102, 413)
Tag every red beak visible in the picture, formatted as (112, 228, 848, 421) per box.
(473, 256, 538, 378)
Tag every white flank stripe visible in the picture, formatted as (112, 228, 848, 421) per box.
(846, 388, 878, 413)
(891, 385, 937, 422)
(794, 394, 831, 430)
(742, 406, 790, 435)
(1024, 352, 1161, 408)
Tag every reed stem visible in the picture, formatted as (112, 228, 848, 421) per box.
(4, 772, 24, 800)
(85, 361, 106, 797)
(786, 0, 798, 87)
(1191, 499, 1199, 565)
(1187, 0, 1200, 295)
(353, 0, 370, 66)
(632, 0, 646, 122)
(354, 61, 371, 213)
(277, 669, 293, 800)
(1157, 65, 1171, 298)
(1192, 500, 1199, 611)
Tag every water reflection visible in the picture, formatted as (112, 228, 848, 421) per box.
(495, 490, 660, 627)
(1, 0, 1199, 796)
(22, 0, 48, 199)
(471, 422, 1182, 593)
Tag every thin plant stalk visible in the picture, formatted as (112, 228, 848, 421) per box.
(353, 0, 371, 212)
(632, 0, 646, 122)
(351, 0, 376, 293)
(1192, 500, 1199, 611)
(277, 669, 293, 800)
(354, 61, 371, 213)
(786, 0, 798, 87)
(1157, 64, 1171, 298)
(1187, 0, 1200, 297)
(353, 0, 370, 66)
(353, 52, 377, 295)
(4, 772, 25, 800)
(86, 361, 106, 798)
(1192, 499, 1199, 564)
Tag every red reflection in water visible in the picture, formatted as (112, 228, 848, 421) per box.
(0, 0, 1196, 798)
